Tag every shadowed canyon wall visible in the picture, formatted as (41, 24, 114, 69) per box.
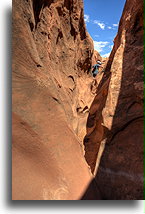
(83, 0, 143, 199)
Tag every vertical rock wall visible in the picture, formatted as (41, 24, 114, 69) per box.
(12, 0, 100, 200)
(84, 0, 144, 199)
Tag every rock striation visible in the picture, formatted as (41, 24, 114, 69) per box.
(84, 0, 144, 199)
(12, 0, 100, 200)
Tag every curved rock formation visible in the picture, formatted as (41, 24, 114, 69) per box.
(12, 0, 143, 200)
(12, 0, 100, 200)
(84, 0, 143, 199)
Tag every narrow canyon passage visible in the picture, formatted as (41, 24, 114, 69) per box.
(12, 0, 143, 200)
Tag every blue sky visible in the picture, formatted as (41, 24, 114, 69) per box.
(84, 0, 126, 57)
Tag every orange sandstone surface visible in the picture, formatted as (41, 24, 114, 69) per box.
(12, 0, 143, 200)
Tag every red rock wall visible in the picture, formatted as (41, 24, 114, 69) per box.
(84, 0, 144, 199)
(12, 0, 100, 200)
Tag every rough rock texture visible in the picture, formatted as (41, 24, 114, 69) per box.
(84, 0, 143, 199)
(92, 50, 102, 65)
(12, 0, 100, 200)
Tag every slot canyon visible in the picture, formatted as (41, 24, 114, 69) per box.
(12, 0, 143, 200)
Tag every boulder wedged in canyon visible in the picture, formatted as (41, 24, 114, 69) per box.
(12, 0, 101, 200)
(83, 0, 143, 199)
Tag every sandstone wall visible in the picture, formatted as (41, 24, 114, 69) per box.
(84, 0, 144, 199)
(12, 0, 100, 200)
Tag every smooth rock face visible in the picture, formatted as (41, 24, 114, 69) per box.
(84, 0, 143, 199)
(12, 0, 101, 200)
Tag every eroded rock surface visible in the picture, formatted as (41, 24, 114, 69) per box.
(84, 0, 143, 199)
(12, 0, 143, 200)
(12, 0, 100, 200)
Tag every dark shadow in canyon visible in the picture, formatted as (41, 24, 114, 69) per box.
(81, 1, 143, 200)
(33, 0, 54, 28)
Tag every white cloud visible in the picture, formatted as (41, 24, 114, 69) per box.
(109, 45, 113, 49)
(84, 14, 90, 23)
(97, 23, 105, 30)
(102, 52, 110, 58)
(93, 20, 105, 30)
(108, 26, 117, 30)
(113, 23, 118, 27)
(93, 41, 109, 53)
(94, 35, 99, 38)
